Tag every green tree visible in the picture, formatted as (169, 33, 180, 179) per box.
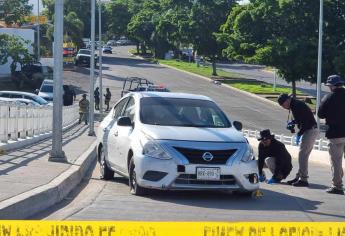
(46, 11, 84, 48)
(190, 0, 237, 76)
(127, 0, 159, 54)
(64, 11, 84, 47)
(0, 34, 33, 73)
(158, 0, 194, 53)
(42, 0, 91, 39)
(0, 0, 32, 26)
(220, 0, 345, 95)
(105, 0, 132, 39)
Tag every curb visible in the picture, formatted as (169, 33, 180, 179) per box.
(0, 140, 97, 219)
(0, 120, 79, 152)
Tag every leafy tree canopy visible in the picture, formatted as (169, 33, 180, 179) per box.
(220, 0, 345, 94)
(0, 34, 33, 73)
(0, 0, 32, 26)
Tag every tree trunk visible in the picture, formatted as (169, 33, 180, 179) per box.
(136, 43, 140, 54)
(141, 44, 147, 54)
(212, 57, 217, 76)
(291, 80, 296, 98)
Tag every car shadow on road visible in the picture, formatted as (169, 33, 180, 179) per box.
(108, 178, 326, 213)
(139, 188, 344, 220)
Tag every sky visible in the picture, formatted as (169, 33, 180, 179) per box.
(29, 0, 43, 14)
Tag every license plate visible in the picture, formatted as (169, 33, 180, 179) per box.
(196, 167, 220, 180)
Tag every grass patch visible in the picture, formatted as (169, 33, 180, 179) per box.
(129, 48, 153, 56)
(158, 59, 302, 95)
(129, 48, 136, 54)
(158, 59, 241, 79)
(224, 80, 303, 95)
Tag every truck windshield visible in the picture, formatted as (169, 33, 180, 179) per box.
(79, 50, 91, 55)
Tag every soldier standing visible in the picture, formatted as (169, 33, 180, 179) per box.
(104, 88, 111, 111)
(79, 94, 89, 125)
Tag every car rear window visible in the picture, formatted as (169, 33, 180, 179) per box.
(41, 84, 53, 93)
(79, 50, 91, 55)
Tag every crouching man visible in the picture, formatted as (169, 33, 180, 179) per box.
(258, 129, 293, 184)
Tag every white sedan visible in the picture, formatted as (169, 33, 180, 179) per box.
(97, 92, 259, 195)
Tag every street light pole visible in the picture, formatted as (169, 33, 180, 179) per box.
(98, 0, 103, 116)
(316, 0, 323, 130)
(273, 68, 277, 92)
(89, 0, 96, 136)
(49, 0, 66, 162)
(37, 0, 40, 61)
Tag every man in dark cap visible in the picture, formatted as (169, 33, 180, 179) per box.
(277, 93, 318, 187)
(318, 75, 345, 195)
(258, 129, 292, 184)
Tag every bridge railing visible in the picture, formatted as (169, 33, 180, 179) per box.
(0, 102, 79, 143)
(242, 129, 329, 151)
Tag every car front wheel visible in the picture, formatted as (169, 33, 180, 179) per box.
(129, 158, 147, 196)
(99, 146, 114, 180)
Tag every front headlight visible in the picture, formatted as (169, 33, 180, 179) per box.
(241, 144, 255, 162)
(140, 133, 172, 160)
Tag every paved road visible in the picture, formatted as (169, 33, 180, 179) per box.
(31, 46, 344, 221)
(217, 63, 329, 97)
(33, 158, 345, 221)
(95, 46, 302, 136)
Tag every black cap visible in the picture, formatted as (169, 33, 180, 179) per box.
(257, 129, 275, 141)
(82, 94, 87, 98)
(277, 93, 290, 106)
(325, 75, 344, 86)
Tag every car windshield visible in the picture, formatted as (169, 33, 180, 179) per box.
(140, 97, 231, 128)
(79, 50, 91, 55)
(41, 84, 53, 93)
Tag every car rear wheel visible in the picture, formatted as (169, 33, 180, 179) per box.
(99, 146, 114, 180)
(129, 158, 147, 196)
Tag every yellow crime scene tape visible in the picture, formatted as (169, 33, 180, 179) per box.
(0, 221, 344, 236)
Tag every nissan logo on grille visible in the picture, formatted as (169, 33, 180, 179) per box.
(202, 152, 214, 162)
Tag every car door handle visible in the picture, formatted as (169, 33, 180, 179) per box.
(113, 131, 118, 136)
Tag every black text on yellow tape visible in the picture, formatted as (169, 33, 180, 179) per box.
(0, 222, 344, 236)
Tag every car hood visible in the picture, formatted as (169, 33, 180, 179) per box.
(140, 125, 246, 143)
(77, 54, 91, 57)
(38, 92, 53, 98)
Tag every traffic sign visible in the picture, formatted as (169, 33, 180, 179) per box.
(25, 15, 48, 24)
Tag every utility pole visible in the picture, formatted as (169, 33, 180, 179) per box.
(98, 0, 103, 116)
(316, 0, 323, 130)
(89, 0, 96, 136)
(273, 69, 277, 92)
(37, 0, 40, 62)
(49, 0, 66, 162)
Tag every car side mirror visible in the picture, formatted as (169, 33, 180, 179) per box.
(117, 116, 132, 126)
(34, 89, 39, 95)
(233, 121, 242, 131)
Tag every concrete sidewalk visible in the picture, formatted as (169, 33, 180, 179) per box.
(0, 123, 98, 219)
